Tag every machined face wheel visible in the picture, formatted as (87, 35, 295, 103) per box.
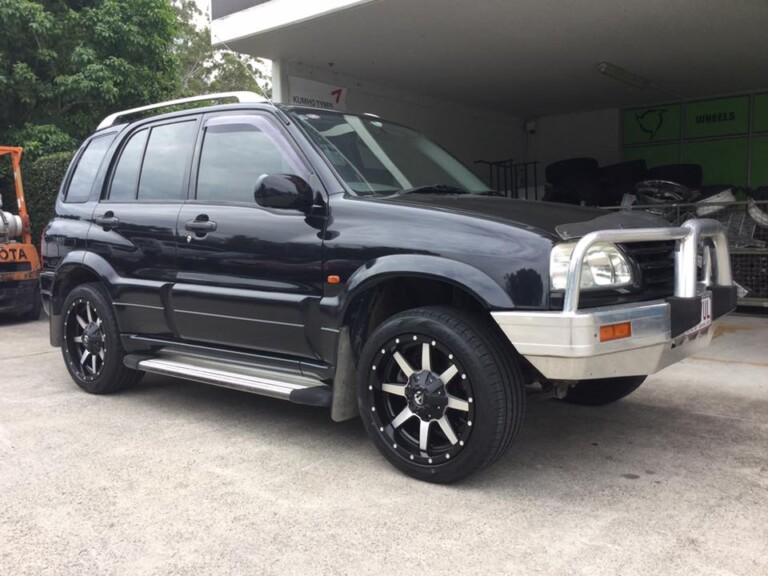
(64, 297, 107, 381)
(366, 334, 475, 465)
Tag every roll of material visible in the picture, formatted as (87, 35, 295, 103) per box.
(0, 209, 23, 240)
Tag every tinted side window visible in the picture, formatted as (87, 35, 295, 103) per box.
(109, 129, 149, 201)
(138, 121, 196, 201)
(196, 119, 304, 204)
(65, 134, 116, 202)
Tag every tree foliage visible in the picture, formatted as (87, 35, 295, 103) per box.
(0, 0, 271, 226)
(0, 0, 179, 159)
(21, 151, 75, 246)
(172, 0, 269, 98)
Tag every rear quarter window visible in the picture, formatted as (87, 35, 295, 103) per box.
(64, 133, 116, 203)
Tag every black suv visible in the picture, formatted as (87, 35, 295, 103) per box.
(42, 92, 737, 482)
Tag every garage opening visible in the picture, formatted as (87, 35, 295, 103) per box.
(211, 0, 768, 306)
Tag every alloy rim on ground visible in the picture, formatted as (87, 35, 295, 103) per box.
(367, 334, 475, 465)
(64, 297, 106, 381)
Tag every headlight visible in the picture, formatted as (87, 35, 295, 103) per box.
(550, 242, 633, 290)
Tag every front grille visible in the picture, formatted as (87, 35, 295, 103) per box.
(621, 241, 676, 292)
(549, 240, 677, 310)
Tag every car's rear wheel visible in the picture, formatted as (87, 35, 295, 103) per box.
(61, 283, 141, 394)
(357, 306, 525, 483)
(20, 283, 42, 321)
(561, 375, 647, 406)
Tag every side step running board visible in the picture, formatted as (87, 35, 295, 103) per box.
(124, 353, 333, 407)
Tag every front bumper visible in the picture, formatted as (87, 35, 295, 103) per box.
(492, 218, 737, 380)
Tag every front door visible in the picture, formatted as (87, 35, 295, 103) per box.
(172, 112, 326, 359)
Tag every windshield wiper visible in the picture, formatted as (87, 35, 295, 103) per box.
(397, 184, 469, 195)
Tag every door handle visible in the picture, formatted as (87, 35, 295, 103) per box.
(185, 219, 217, 233)
(95, 213, 119, 229)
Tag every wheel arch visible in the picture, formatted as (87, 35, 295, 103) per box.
(50, 251, 118, 317)
(328, 256, 516, 422)
(333, 255, 514, 360)
(48, 252, 121, 348)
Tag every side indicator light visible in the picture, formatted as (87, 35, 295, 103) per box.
(599, 321, 632, 342)
(327, 275, 341, 285)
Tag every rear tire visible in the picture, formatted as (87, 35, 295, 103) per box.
(357, 306, 525, 483)
(561, 376, 646, 406)
(21, 284, 42, 321)
(61, 283, 142, 394)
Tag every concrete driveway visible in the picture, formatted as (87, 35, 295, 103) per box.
(1, 314, 767, 575)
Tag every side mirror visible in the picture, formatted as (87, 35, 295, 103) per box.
(254, 174, 314, 211)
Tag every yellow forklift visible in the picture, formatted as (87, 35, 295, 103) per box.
(0, 146, 41, 320)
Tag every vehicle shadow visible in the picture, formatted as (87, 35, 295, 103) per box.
(124, 373, 766, 489)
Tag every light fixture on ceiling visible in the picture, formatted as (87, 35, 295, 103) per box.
(596, 61, 681, 99)
(597, 62, 649, 89)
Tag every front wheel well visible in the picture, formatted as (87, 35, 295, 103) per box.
(343, 277, 491, 361)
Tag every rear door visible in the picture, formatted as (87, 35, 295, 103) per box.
(171, 111, 326, 359)
(87, 117, 199, 336)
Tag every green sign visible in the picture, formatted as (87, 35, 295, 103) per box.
(751, 136, 768, 188)
(623, 104, 681, 145)
(754, 93, 768, 133)
(685, 96, 749, 138)
(682, 138, 749, 187)
(623, 144, 680, 168)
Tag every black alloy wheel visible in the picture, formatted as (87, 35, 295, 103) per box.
(367, 333, 475, 465)
(64, 296, 106, 381)
(358, 306, 525, 483)
(61, 283, 141, 394)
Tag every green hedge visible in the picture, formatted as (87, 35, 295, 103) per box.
(22, 151, 75, 248)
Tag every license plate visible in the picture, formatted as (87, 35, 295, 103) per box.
(682, 294, 712, 337)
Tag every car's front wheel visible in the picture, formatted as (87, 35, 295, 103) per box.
(357, 306, 525, 483)
(61, 283, 142, 394)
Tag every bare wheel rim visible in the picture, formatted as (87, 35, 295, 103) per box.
(64, 297, 106, 381)
(366, 334, 475, 464)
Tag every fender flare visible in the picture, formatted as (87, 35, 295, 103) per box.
(50, 251, 119, 315)
(327, 254, 515, 326)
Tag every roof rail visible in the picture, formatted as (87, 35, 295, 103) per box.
(96, 91, 268, 130)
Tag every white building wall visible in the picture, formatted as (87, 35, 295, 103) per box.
(277, 62, 626, 195)
(277, 61, 525, 184)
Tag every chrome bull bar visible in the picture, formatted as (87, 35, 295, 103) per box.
(563, 218, 732, 313)
(491, 218, 735, 380)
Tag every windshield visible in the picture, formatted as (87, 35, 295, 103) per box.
(290, 109, 490, 195)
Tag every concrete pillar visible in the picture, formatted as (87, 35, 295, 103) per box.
(271, 59, 289, 104)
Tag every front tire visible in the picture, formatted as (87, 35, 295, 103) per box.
(561, 376, 646, 406)
(61, 283, 142, 394)
(357, 306, 525, 483)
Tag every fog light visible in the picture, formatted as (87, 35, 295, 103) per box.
(599, 321, 632, 342)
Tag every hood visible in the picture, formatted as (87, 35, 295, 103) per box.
(377, 194, 667, 239)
